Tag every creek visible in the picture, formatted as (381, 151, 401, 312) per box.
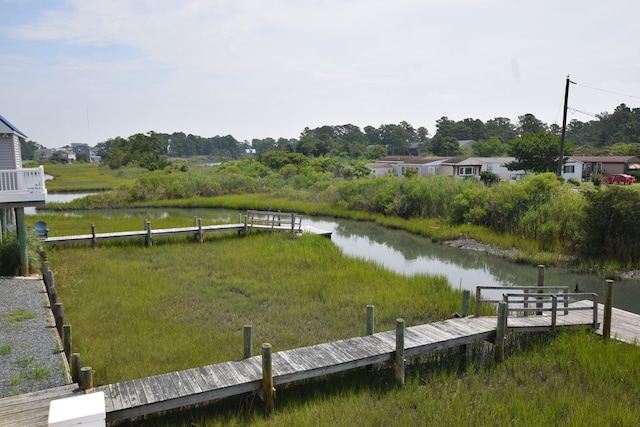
(30, 198, 640, 314)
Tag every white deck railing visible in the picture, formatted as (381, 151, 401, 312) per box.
(0, 166, 47, 204)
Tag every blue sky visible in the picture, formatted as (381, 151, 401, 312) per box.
(2, 0, 640, 148)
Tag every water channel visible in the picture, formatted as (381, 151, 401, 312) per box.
(31, 195, 640, 314)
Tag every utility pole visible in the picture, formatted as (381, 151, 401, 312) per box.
(557, 75, 574, 176)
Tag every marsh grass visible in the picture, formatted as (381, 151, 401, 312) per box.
(44, 163, 141, 192)
(48, 232, 461, 385)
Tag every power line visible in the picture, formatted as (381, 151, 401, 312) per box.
(567, 107, 599, 118)
(573, 81, 640, 100)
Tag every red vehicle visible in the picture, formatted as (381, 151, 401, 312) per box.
(604, 173, 635, 185)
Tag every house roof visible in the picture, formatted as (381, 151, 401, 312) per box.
(572, 156, 640, 164)
(0, 114, 27, 138)
(378, 156, 446, 165)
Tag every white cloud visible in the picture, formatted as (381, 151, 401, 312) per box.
(3, 0, 640, 146)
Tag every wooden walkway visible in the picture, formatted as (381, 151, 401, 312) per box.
(2, 301, 638, 425)
(42, 210, 331, 246)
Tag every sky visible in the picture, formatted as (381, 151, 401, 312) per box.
(2, 0, 640, 148)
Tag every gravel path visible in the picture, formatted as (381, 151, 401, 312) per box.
(0, 276, 69, 398)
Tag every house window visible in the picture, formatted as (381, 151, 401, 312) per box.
(459, 166, 475, 176)
(563, 165, 575, 174)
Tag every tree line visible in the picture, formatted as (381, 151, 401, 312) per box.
(21, 102, 640, 170)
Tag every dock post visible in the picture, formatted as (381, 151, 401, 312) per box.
(63, 324, 72, 362)
(495, 301, 507, 362)
(145, 220, 152, 247)
(395, 319, 405, 386)
(261, 343, 275, 412)
(42, 260, 50, 284)
(46, 269, 57, 305)
(366, 305, 374, 335)
(197, 218, 203, 243)
(461, 290, 470, 317)
(475, 287, 482, 316)
(80, 367, 93, 392)
(54, 302, 64, 337)
(603, 279, 614, 340)
(71, 353, 81, 384)
(15, 207, 28, 276)
(244, 325, 253, 358)
(91, 223, 97, 248)
(536, 265, 545, 315)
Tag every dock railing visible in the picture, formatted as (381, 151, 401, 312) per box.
(476, 285, 599, 330)
(245, 210, 302, 233)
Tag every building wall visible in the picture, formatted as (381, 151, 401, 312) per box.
(0, 135, 21, 169)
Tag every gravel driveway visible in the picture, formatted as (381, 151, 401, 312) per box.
(0, 276, 69, 397)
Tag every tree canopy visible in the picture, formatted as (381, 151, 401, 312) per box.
(505, 131, 572, 173)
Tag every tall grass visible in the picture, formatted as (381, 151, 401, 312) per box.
(47, 233, 460, 385)
(43, 163, 141, 192)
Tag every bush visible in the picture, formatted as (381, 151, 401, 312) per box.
(0, 231, 41, 276)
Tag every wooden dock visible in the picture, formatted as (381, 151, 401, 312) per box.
(42, 210, 331, 246)
(2, 297, 639, 425)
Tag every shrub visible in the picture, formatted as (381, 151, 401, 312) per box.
(0, 231, 41, 276)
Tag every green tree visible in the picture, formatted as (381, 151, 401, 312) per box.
(19, 139, 44, 160)
(506, 131, 569, 173)
(517, 113, 547, 135)
(472, 136, 507, 157)
(430, 135, 459, 156)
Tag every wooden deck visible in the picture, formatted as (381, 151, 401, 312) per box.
(2, 301, 638, 426)
(42, 211, 331, 246)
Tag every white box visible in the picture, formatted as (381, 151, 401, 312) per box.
(48, 391, 105, 427)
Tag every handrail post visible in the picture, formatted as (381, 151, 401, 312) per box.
(551, 295, 557, 334)
(197, 218, 203, 243)
(475, 287, 482, 316)
(592, 293, 599, 331)
(563, 288, 569, 315)
(366, 305, 374, 335)
(395, 319, 405, 386)
(536, 265, 545, 315)
(461, 290, 470, 317)
(243, 325, 252, 359)
(495, 301, 507, 362)
(603, 279, 614, 340)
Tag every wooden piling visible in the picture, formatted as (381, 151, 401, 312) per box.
(495, 301, 507, 362)
(71, 353, 81, 384)
(45, 269, 56, 304)
(395, 319, 405, 386)
(366, 305, 374, 335)
(80, 367, 93, 392)
(536, 265, 545, 315)
(63, 324, 72, 362)
(54, 303, 64, 337)
(603, 279, 614, 340)
(244, 325, 253, 359)
(145, 220, 152, 247)
(261, 343, 275, 412)
(461, 290, 470, 317)
(15, 207, 28, 276)
(197, 218, 203, 243)
(91, 223, 97, 248)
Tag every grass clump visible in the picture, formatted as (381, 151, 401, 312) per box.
(2, 308, 37, 323)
